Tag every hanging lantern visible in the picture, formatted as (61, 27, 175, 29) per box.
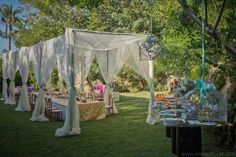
(139, 35, 164, 60)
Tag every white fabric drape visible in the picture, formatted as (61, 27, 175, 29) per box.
(57, 55, 65, 93)
(1, 53, 8, 100)
(96, 47, 129, 114)
(30, 41, 57, 121)
(126, 43, 156, 124)
(55, 28, 81, 137)
(4, 51, 18, 105)
(53, 35, 67, 93)
(75, 48, 95, 85)
(15, 47, 31, 111)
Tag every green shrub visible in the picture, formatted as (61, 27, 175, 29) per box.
(48, 68, 59, 90)
(27, 64, 38, 90)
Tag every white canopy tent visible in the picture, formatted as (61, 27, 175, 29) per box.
(4, 28, 157, 137)
(55, 28, 156, 137)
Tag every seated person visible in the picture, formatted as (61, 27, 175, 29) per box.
(15, 86, 21, 98)
(94, 80, 105, 100)
(167, 78, 178, 94)
(27, 85, 34, 94)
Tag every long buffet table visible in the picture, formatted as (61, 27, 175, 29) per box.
(155, 97, 231, 157)
(52, 98, 106, 121)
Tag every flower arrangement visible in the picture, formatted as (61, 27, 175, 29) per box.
(155, 94, 166, 101)
(189, 92, 200, 105)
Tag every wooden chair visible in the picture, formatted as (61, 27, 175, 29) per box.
(105, 94, 113, 115)
(45, 97, 62, 121)
(29, 92, 37, 111)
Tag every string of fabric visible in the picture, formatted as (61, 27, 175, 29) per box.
(198, 0, 205, 106)
(201, 0, 205, 81)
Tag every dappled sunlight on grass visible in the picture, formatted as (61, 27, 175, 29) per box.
(120, 91, 168, 99)
(120, 91, 150, 98)
(0, 94, 175, 157)
(117, 95, 149, 115)
(118, 105, 146, 111)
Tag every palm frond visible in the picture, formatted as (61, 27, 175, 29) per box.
(0, 4, 22, 50)
(1, 49, 9, 53)
(0, 16, 6, 24)
(0, 4, 10, 9)
(13, 8, 22, 16)
(0, 29, 7, 38)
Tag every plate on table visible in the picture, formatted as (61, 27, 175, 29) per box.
(163, 118, 186, 127)
(165, 95, 175, 99)
(159, 113, 176, 117)
(201, 122, 217, 126)
(187, 120, 202, 125)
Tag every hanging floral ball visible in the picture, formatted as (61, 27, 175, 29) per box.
(139, 35, 164, 60)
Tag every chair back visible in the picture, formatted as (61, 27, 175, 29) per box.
(108, 94, 113, 107)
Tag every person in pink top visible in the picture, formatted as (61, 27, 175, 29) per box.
(96, 80, 104, 93)
(94, 80, 104, 100)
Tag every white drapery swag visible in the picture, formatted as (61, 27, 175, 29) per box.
(1, 53, 8, 100)
(30, 41, 57, 122)
(126, 44, 156, 124)
(57, 55, 65, 93)
(55, 28, 81, 137)
(15, 47, 31, 112)
(96, 47, 129, 114)
(74, 48, 95, 85)
(4, 51, 18, 105)
(55, 35, 66, 93)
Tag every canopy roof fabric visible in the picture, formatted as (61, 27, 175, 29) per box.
(73, 30, 146, 50)
(4, 28, 157, 137)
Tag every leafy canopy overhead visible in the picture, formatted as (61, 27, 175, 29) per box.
(16, 0, 236, 86)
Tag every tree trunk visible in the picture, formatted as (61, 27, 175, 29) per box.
(221, 77, 236, 102)
(8, 35, 11, 51)
(8, 24, 12, 51)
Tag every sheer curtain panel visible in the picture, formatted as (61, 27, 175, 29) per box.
(15, 47, 31, 111)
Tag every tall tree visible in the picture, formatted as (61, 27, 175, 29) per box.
(177, 0, 236, 57)
(176, 0, 236, 100)
(16, 0, 236, 98)
(16, 0, 90, 46)
(0, 4, 22, 52)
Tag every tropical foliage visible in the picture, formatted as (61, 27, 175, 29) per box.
(0, 4, 22, 51)
(1, 0, 235, 96)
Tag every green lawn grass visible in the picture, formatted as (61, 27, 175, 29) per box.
(0, 92, 235, 157)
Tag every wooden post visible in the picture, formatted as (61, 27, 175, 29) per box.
(171, 127, 176, 154)
(176, 127, 202, 157)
